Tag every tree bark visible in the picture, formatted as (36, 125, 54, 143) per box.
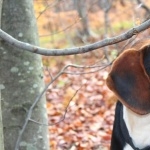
(0, 90, 4, 150)
(0, 0, 5, 149)
(74, 0, 91, 41)
(1, 0, 49, 149)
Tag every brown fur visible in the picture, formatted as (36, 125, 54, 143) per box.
(106, 40, 150, 115)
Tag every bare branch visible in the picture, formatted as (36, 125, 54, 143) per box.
(0, 19, 150, 56)
(102, 0, 112, 62)
(14, 64, 83, 149)
(15, 65, 66, 150)
(136, 0, 150, 14)
(49, 85, 82, 126)
(29, 84, 82, 126)
(36, 0, 61, 19)
(39, 17, 81, 37)
(63, 62, 109, 69)
(29, 119, 48, 126)
(119, 35, 138, 53)
(15, 60, 110, 149)
(44, 67, 53, 80)
(63, 63, 111, 75)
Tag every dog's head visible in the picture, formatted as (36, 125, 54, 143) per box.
(106, 39, 150, 115)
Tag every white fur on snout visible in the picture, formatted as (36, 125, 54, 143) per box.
(124, 144, 134, 150)
(123, 106, 150, 149)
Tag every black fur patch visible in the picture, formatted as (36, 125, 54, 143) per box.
(111, 72, 136, 104)
(143, 46, 150, 75)
(111, 101, 150, 150)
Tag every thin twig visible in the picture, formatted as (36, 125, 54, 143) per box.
(28, 84, 82, 126)
(119, 34, 138, 52)
(64, 62, 110, 69)
(44, 67, 53, 80)
(36, 0, 61, 19)
(15, 61, 110, 149)
(29, 119, 48, 126)
(63, 63, 111, 75)
(39, 17, 81, 37)
(136, 0, 150, 14)
(49, 85, 82, 126)
(15, 66, 67, 150)
(103, 0, 112, 62)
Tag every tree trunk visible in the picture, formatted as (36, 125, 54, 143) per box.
(0, 0, 5, 149)
(74, 0, 91, 41)
(1, 0, 49, 149)
(0, 90, 4, 150)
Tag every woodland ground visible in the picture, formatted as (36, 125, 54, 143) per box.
(34, 1, 150, 149)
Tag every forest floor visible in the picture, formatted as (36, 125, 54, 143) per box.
(34, 1, 149, 149)
(44, 59, 117, 150)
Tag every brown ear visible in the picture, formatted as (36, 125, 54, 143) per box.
(106, 41, 150, 115)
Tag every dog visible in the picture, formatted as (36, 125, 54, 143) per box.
(106, 39, 150, 150)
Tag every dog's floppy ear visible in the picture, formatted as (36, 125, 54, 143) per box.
(106, 39, 150, 115)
